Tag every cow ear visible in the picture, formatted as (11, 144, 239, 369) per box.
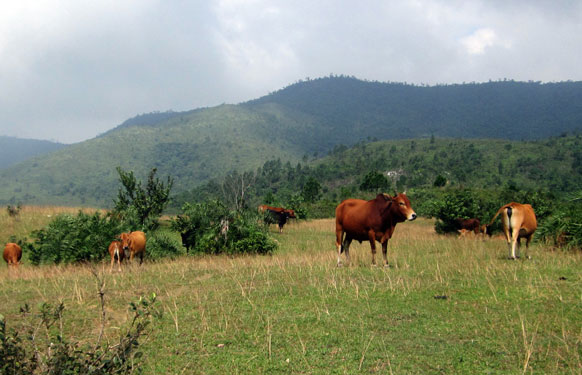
(381, 193, 391, 200)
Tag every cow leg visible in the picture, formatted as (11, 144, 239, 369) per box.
(139, 251, 144, 265)
(342, 237, 353, 266)
(504, 226, 515, 259)
(509, 229, 519, 259)
(368, 231, 377, 266)
(336, 227, 344, 267)
(381, 241, 389, 267)
(110, 254, 115, 273)
(117, 252, 122, 272)
(524, 234, 533, 259)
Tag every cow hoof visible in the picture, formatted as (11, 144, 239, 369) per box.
(507, 256, 516, 260)
(371, 263, 378, 267)
(526, 255, 532, 260)
(383, 264, 391, 268)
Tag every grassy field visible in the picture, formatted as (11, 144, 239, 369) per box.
(1, 211, 582, 374)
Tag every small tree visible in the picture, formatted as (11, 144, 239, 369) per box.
(221, 171, 255, 212)
(302, 177, 321, 202)
(114, 167, 173, 230)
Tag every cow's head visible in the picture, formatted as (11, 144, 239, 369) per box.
(389, 192, 417, 221)
(285, 209, 296, 219)
(119, 232, 132, 257)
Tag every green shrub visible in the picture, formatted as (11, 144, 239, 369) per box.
(146, 231, 184, 260)
(537, 194, 582, 249)
(172, 201, 277, 255)
(26, 212, 124, 265)
(430, 189, 481, 234)
(227, 211, 277, 255)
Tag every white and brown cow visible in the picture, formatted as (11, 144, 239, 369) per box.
(108, 239, 124, 272)
(486, 202, 537, 259)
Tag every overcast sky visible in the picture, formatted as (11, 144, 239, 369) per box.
(1, 0, 581, 144)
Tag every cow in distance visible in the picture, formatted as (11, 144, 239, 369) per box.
(335, 193, 416, 267)
(120, 231, 147, 265)
(455, 218, 481, 235)
(259, 205, 296, 233)
(3, 243, 22, 268)
(486, 202, 537, 259)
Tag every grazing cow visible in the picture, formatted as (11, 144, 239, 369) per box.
(335, 193, 416, 267)
(455, 218, 481, 235)
(259, 205, 296, 233)
(120, 231, 147, 265)
(486, 202, 537, 259)
(3, 243, 22, 268)
(108, 240, 124, 272)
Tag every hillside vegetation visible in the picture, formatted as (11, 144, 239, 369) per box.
(0, 136, 65, 169)
(1, 76, 582, 207)
(177, 135, 582, 211)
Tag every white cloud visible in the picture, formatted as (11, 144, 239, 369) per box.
(460, 28, 509, 55)
(0, 0, 581, 143)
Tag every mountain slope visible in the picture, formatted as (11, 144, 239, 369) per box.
(1, 76, 582, 207)
(0, 136, 65, 169)
(247, 76, 582, 140)
(0, 105, 317, 206)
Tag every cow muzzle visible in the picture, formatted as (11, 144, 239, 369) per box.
(409, 213, 417, 221)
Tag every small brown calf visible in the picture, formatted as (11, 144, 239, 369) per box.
(108, 240, 124, 272)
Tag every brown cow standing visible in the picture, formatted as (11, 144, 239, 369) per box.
(108, 240, 124, 272)
(120, 231, 147, 265)
(3, 243, 22, 268)
(259, 205, 296, 233)
(335, 193, 416, 267)
(486, 202, 537, 259)
(455, 218, 481, 235)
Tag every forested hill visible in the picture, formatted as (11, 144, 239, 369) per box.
(1, 76, 582, 207)
(0, 136, 65, 169)
(246, 76, 582, 141)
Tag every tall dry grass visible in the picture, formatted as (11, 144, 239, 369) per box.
(1, 215, 581, 373)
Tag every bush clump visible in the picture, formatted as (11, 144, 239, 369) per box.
(26, 211, 124, 265)
(172, 200, 277, 255)
(537, 193, 582, 249)
(146, 231, 184, 260)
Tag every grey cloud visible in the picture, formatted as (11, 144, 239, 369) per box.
(0, 0, 581, 143)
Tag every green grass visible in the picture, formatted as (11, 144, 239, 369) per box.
(1, 218, 581, 373)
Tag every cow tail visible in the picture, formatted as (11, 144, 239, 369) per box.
(506, 206, 513, 237)
(487, 207, 506, 226)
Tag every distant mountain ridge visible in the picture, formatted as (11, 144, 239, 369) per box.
(0, 136, 65, 169)
(1, 76, 581, 207)
(247, 77, 582, 140)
